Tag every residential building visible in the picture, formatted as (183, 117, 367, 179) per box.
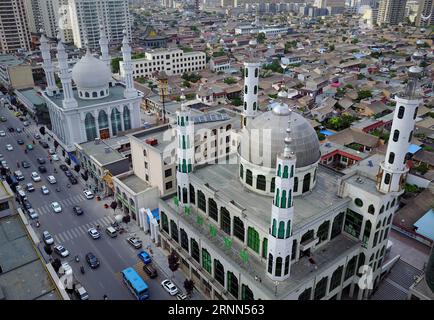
(209, 56, 231, 73)
(0, 54, 34, 90)
(0, 0, 32, 53)
(377, 0, 407, 25)
(415, 0, 434, 26)
(119, 48, 206, 79)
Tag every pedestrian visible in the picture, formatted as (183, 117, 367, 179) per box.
(16, 161, 20, 168)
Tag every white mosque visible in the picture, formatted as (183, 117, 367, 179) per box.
(39, 28, 142, 152)
(157, 58, 423, 300)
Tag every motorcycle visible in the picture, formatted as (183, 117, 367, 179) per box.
(80, 266, 85, 274)
(75, 255, 80, 262)
(35, 220, 40, 228)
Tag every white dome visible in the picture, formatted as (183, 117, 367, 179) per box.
(72, 51, 111, 90)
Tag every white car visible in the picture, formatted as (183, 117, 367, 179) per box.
(161, 279, 179, 296)
(0, 130, 5, 137)
(51, 201, 62, 213)
(42, 231, 54, 245)
(83, 190, 94, 199)
(52, 154, 60, 161)
(31, 171, 41, 182)
(27, 208, 39, 219)
(54, 245, 69, 257)
(88, 228, 100, 239)
(5, 144, 13, 151)
(47, 175, 56, 184)
(41, 185, 50, 195)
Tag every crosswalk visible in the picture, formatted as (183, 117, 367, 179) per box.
(35, 194, 87, 216)
(53, 215, 115, 243)
(0, 127, 39, 139)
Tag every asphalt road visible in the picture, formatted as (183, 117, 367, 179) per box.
(0, 105, 176, 300)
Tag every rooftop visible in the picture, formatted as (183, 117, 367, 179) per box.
(17, 89, 46, 107)
(0, 215, 58, 300)
(0, 54, 26, 67)
(77, 139, 126, 166)
(117, 173, 152, 194)
(45, 83, 140, 109)
(189, 164, 348, 233)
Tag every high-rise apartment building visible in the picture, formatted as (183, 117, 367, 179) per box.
(416, 0, 434, 26)
(69, 0, 131, 49)
(377, 0, 407, 25)
(0, 0, 32, 53)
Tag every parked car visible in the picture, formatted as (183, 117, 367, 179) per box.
(64, 170, 72, 177)
(38, 165, 47, 173)
(69, 176, 78, 184)
(40, 141, 49, 148)
(126, 236, 142, 249)
(14, 170, 24, 181)
(42, 231, 54, 245)
(72, 206, 83, 215)
(26, 144, 33, 151)
(21, 161, 30, 168)
(26, 183, 35, 192)
(143, 264, 158, 279)
(22, 200, 32, 210)
(176, 293, 188, 300)
(51, 201, 62, 213)
(52, 154, 59, 161)
(5, 144, 13, 151)
(26, 208, 38, 219)
(54, 245, 69, 257)
(33, 133, 41, 140)
(17, 139, 24, 145)
(74, 283, 89, 300)
(41, 185, 50, 195)
(37, 157, 46, 164)
(83, 189, 94, 199)
(85, 252, 100, 269)
(31, 172, 41, 182)
(0, 130, 5, 137)
(48, 148, 56, 155)
(47, 175, 56, 184)
(161, 279, 179, 296)
(88, 228, 100, 239)
(59, 164, 68, 171)
(137, 250, 152, 264)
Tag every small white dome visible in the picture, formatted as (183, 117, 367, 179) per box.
(72, 51, 111, 89)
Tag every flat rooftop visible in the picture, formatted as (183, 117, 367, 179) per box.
(0, 215, 58, 300)
(78, 140, 126, 165)
(117, 173, 151, 194)
(189, 164, 349, 234)
(320, 141, 369, 160)
(17, 89, 46, 107)
(0, 54, 25, 67)
(46, 83, 140, 109)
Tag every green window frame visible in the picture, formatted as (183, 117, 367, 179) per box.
(161, 211, 169, 234)
(214, 259, 225, 286)
(227, 271, 239, 299)
(197, 190, 206, 212)
(191, 238, 200, 263)
(344, 209, 363, 238)
(278, 221, 285, 239)
(220, 207, 231, 235)
(202, 248, 212, 274)
(262, 238, 268, 259)
(280, 190, 287, 208)
(233, 216, 245, 242)
(208, 198, 218, 221)
(330, 266, 343, 292)
(247, 227, 260, 253)
(241, 284, 254, 300)
(314, 276, 328, 300)
(286, 220, 291, 238)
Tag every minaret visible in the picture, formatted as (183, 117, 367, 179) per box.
(176, 90, 194, 207)
(377, 66, 423, 194)
(241, 59, 260, 128)
(121, 30, 136, 99)
(266, 113, 295, 282)
(99, 25, 110, 69)
(56, 38, 77, 109)
(39, 33, 58, 96)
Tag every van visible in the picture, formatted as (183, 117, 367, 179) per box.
(105, 226, 117, 238)
(14, 170, 24, 181)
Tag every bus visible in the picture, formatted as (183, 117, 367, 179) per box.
(121, 267, 149, 300)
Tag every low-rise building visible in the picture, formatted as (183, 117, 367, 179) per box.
(0, 54, 34, 90)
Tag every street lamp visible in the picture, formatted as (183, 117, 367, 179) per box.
(274, 280, 279, 297)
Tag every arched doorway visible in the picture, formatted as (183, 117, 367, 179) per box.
(302, 173, 311, 193)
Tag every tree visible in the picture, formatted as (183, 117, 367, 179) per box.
(230, 97, 242, 106)
(111, 57, 123, 74)
(184, 279, 195, 295)
(110, 201, 118, 213)
(44, 244, 53, 256)
(356, 90, 372, 101)
(223, 77, 237, 85)
(256, 32, 266, 44)
(168, 250, 180, 279)
(52, 258, 62, 272)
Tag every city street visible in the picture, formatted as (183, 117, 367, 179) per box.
(0, 104, 180, 300)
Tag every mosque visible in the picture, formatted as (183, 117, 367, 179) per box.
(157, 58, 423, 300)
(39, 28, 142, 152)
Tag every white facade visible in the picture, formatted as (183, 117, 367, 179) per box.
(69, 0, 131, 49)
(241, 61, 260, 127)
(120, 48, 206, 79)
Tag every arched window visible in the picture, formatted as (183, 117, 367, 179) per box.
(271, 177, 275, 193)
(392, 130, 399, 142)
(246, 169, 252, 186)
(284, 255, 290, 275)
(391, 198, 395, 207)
(245, 68, 248, 78)
(98, 110, 109, 130)
(277, 164, 281, 177)
(314, 276, 328, 300)
(180, 228, 189, 252)
(247, 227, 260, 253)
(220, 207, 231, 235)
(286, 220, 291, 238)
(110, 108, 122, 135)
(84, 113, 97, 141)
(161, 211, 169, 233)
(275, 257, 282, 277)
(100, 90, 104, 96)
(330, 266, 344, 291)
(208, 198, 218, 221)
(362, 220, 372, 245)
(244, 85, 248, 94)
(170, 220, 179, 243)
(384, 173, 391, 185)
(202, 249, 211, 274)
(254, 85, 258, 94)
(278, 221, 285, 239)
(239, 164, 244, 179)
(280, 190, 287, 208)
(283, 166, 289, 178)
(331, 212, 344, 239)
(398, 106, 405, 119)
(197, 190, 206, 212)
(255, 68, 258, 77)
(241, 284, 254, 300)
(408, 130, 413, 142)
(294, 177, 298, 192)
(92, 91, 97, 98)
(191, 238, 200, 262)
(288, 190, 292, 208)
(214, 259, 225, 286)
(355, 198, 363, 207)
(387, 214, 392, 224)
(253, 102, 257, 110)
(275, 188, 279, 206)
(268, 253, 273, 273)
(123, 106, 131, 130)
(233, 216, 245, 242)
(256, 175, 266, 191)
(244, 101, 247, 110)
(380, 205, 384, 214)
(271, 219, 277, 236)
(317, 220, 330, 242)
(302, 173, 311, 193)
(368, 205, 375, 215)
(85, 92, 90, 98)
(189, 184, 195, 204)
(413, 107, 418, 119)
(227, 271, 239, 299)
